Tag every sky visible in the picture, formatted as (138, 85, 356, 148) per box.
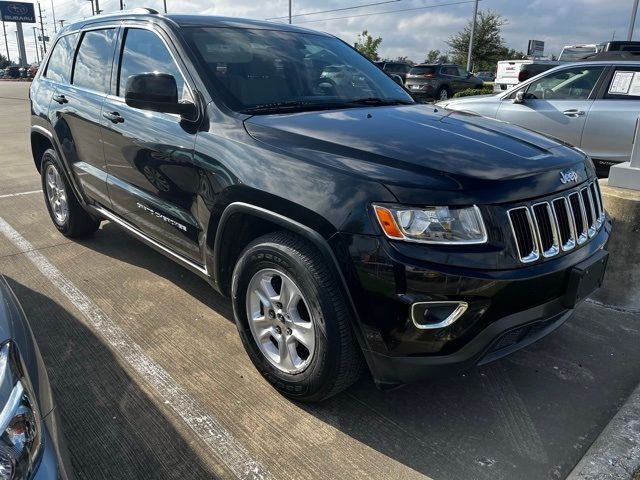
(2, 0, 638, 65)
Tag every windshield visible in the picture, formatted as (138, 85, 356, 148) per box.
(183, 27, 413, 113)
(559, 47, 598, 61)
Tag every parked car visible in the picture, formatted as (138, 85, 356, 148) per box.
(4, 66, 20, 79)
(375, 61, 412, 84)
(494, 59, 561, 92)
(405, 63, 483, 100)
(0, 277, 73, 478)
(438, 60, 639, 176)
(31, 11, 610, 401)
(27, 64, 39, 78)
(560, 41, 640, 61)
(475, 71, 495, 83)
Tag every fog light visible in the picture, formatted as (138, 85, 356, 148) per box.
(411, 301, 468, 329)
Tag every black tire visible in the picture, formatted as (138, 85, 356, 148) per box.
(232, 231, 364, 402)
(40, 148, 100, 238)
(437, 86, 449, 100)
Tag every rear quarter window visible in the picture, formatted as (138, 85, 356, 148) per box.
(604, 67, 640, 100)
(44, 33, 79, 83)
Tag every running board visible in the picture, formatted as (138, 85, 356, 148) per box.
(93, 206, 209, 278)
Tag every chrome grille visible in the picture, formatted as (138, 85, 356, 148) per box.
(508, 181, 605, 263)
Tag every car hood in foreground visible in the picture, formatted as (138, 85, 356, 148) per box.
(244, 104, 592, 205)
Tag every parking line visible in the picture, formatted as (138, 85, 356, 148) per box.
(0, 190, 42, 199)
(0, 216, 274, 480)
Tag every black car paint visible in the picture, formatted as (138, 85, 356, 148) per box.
(0, 277, 73, 479)
(30, 13, 610, 386)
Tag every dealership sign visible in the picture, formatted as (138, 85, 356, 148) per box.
(527, 40, 545, 57)
(0, 1, 35, 23)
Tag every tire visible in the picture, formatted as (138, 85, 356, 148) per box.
(232, 231, 364, 402)
(40, 148, 100, 238)
(437, 86, 449, 100)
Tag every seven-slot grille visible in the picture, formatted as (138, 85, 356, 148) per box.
(508, 181, 605, 263)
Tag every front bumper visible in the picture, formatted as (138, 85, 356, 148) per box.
(341, 221, 610, 385)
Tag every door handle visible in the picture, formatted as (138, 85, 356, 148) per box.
(103, 111, 124, 124)
(52, 94, 68, 104)
(562, 109, 585, 117)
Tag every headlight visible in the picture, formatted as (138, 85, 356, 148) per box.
(373, 204, 487, 244)
(0, 343, 41, 480)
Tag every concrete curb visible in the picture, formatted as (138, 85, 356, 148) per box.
(567, 381, 640, 480)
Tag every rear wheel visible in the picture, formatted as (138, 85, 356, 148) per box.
(437, 86, 449, 100)
(41, 149, 100, 237)
(232, 231, 364, 401)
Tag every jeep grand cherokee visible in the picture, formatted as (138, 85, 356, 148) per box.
(30, 9, 610, 402)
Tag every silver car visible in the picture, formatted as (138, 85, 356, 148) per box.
(437, 61, 640, 175)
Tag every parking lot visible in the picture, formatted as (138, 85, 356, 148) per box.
(1, 80, 639, 480)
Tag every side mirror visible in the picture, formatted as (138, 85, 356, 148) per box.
(389, 73, 404, 86)
(514, 90, 526, 104)
(467, 73, 473, 78)
(125, 73, 197, 119)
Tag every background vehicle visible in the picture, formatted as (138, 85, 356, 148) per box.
(494, 59, 561, 92)
(31, 11, 609, 402)
(439, 60, 639, 176)
(405, 63, 483, 100)
(559, 41, 640, 61)
(4, 66, 20, 79)
(0, 277, 73, 479)
(475, 71, 495, 83)
(375, 61, 412, 83)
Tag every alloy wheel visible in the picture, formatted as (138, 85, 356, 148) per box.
(45, 164, 69, 225)
(246, 268, 316, 373)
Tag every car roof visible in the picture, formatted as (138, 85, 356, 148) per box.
(412, 63, 456, 67)
(60, 9, 330, 37)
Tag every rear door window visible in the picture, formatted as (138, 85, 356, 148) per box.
(604, 67, 640, 100)
(72, 28, 117, 94)
(44, 33, 78, 83)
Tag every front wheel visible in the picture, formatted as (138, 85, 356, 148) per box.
(232, 231, 364, 402)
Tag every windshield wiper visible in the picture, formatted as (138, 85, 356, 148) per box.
(342, 98, 414, 106)
(240, 100, 344, 114)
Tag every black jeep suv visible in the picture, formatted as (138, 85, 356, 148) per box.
(30, 10, 610, 402)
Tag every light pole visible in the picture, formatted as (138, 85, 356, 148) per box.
(466, 0, 479, 72)
(163, 0, 167, 13)
(32, 26, 39, 63)
(628, 0, 639, 41)
(288, 0, 291, 24)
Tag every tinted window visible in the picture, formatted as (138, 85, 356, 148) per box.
(73, 29, 117, 93)
(441, 66, 458, 76)
(183, 27, 412, 113)
(526, 66, 604, 100)
(409, 66, 436, 75)
(44, 33, 78, 83)
(457, 67, 470, 77)
(118, 28, 189, 101)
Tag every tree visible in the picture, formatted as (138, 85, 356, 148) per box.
(0, 53, 10, 69)
(394, 55, 414, 65)
(446, 10, 509, 71)
(424, 49, 450, 64)
(354, 30, 382, 61)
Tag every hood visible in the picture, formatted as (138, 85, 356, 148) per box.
(244, 104, 592, 205)
(436, 94, 499, 109)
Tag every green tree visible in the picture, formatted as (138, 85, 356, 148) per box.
(0, 53, 10, 69)
(394, 55, 414, 65)
(424, 49, 450, 64)
(354, 30, 382, 61)
(446, 10, 510, 71)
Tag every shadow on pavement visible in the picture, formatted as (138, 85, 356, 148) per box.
(5, 277, 222, 480)
(73, 222, 640, 480)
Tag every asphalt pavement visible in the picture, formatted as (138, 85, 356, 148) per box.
(1, 81, 639, 480)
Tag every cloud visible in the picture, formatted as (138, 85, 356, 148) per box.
(8, 0, 638, 67)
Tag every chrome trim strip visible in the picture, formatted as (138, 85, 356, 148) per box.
(94, 206, 208, 276)
(582, 187, 597, 238)
(531, 201, 559, 258)
(507, 206, 540, 263)
(411, 301, 469, 330)
(590, 182, 603, 228)
(569, 192, 589, 245)
(552, 197, 576, 251)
